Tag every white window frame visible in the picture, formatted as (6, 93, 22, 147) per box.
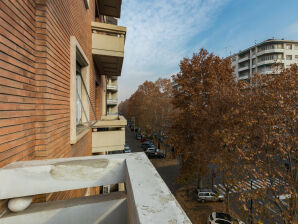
(70, 36, 90, 144)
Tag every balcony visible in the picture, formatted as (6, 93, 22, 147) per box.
(96, 0, 122, 18)
(92, 115, 126, 153)
(256, 48, 284, 56)
(257, 59, 282, 66)
(92, 22, 126, 77)
(0, 153, 191, 224)
(238, 65, 249, 72)
(107, 84, 118, 91)
(238, 56, 250, 63)
(107, 99, 118, 105)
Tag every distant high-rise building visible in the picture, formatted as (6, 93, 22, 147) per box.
(231, 39, 298, 80)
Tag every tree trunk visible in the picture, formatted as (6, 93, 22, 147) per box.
(197, 175, 203, 189)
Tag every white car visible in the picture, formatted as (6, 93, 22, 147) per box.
(198, 190, 224, 202)
(124, 144, 131, 153)
(208, 212, 245, 224)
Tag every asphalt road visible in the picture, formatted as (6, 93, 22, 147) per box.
(125, 126, 181, 194)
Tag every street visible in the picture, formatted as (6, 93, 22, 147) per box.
(125, 126, 181, 193)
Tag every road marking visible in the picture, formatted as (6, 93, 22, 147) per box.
(252, 180, 261, 188)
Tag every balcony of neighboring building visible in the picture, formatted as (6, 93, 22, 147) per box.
(107, 98, 118, 105)
(257, 54, 283, 67)
(92, 22, 126, 77)
(238, 55, 250, 63)
(0, 153, 191, 224)
(96, 0, 122, 18)
(256, 43, 285, 56)
(107, 84, 118, 91)
(238, 65, 250, 72)
(92, 115, 126, 153)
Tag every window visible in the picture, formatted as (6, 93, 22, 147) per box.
(70, 36, 97, 144)
(295, 55, 298, 60)
(286, 55, 292, 60)
(295, 45, 298, 50)
(76, 63, 83, 125)
(286, 44, 292, 50)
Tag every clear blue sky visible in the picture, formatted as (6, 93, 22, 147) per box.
(118, 0, 298, 101)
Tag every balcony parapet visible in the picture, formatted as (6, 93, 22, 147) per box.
(238, 65, 249, 72)
(0, 153, 191, 224)
(256, 48, 284, 56)
(107, 99, 118, 105)
(107, 84, 118, 91)
(93, 115, 126, 128)
(92, 22, 126, 77)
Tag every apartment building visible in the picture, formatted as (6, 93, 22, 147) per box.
(231, 39, 298, 80)
(0, 1, 190, 223)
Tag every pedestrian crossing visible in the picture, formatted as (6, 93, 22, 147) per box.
(213, 178, 286, 195)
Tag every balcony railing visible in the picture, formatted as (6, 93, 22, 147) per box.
(238, 65, 249, 71)
(0, 153, 191, 223)
(256, 48, 284, 56)
(238, 56, 249, 63)
(92, 115, 126, 153)
(92, 22, 126, 77)
(107, 99, 118, 105)
(107, 84, 118, 91)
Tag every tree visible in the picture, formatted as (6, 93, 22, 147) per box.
(168, 48, 241, 202)
(223, 64, 297, 224)
(119, 78, 173, 139)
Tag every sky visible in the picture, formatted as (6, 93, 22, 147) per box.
(117, 0, 298, 101)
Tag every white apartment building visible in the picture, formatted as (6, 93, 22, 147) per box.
(231, 39, 298, 80)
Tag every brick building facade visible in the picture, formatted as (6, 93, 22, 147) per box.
(0, 0, 126, 200)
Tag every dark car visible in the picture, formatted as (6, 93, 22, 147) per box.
(141, 141, 154, 150)
(145, 148, 166, 158)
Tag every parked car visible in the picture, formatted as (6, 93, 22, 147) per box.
(145, 148, 165, 158)
(198, 190, 224, 202)
(197, 188, 217, 194)
(140, 137, 150, 143)
(124, 144, 131, 153)
(141, 141, 154, 150)
(208, 212, 245, 224)
(136, 133, 142, 140)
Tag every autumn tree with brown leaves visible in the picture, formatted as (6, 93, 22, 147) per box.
(119, 78, 172, 138)
(168, 49, 242, 205)
(221, 64, 298, 224)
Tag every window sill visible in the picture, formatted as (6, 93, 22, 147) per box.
(74, 125, 90, 144)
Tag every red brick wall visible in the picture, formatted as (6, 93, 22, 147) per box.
(0, 0, 102, 168)
(0, 0, 37, 167)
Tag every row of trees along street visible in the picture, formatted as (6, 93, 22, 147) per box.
(119, 49, 297, 224)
